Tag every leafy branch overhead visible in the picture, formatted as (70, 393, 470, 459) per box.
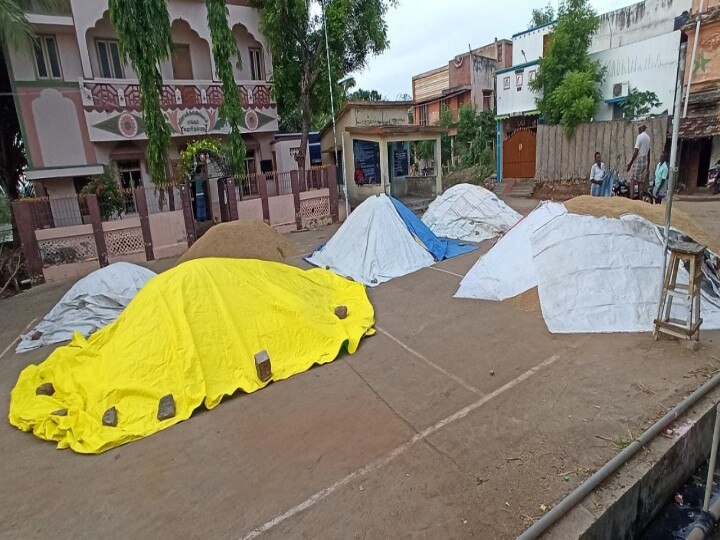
(529, 3, 554, 29)
(205, 0, 247, 174)
(254, 0, 396, 167)
(109, 0, 172, 185)
(530, 0, 604, 135)
(621, 89, 661, 121)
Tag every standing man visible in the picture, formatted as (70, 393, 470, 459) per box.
(589, 151, 607, 197)
(626, 123, 651, 199)
(652, 151, 669, 203)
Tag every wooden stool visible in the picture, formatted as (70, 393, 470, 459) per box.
(654, 241, 706, 341)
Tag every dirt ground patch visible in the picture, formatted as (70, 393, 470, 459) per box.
(178, 220, 297, 264)
(443, 165, 496, 191)
(1, 202, 719, 539)
(533, 179, 590, 200)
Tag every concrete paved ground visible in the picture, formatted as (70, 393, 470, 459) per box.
(1, 197, 719, 539)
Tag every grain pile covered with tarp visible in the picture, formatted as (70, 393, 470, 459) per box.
(9, 259, 375, 453)
(16, 263, 156, 354)
(456, 198, 720, 334)
(306, 194, 475, 286)
(179, 220, 296, 264)
(422, 183, 522, 242)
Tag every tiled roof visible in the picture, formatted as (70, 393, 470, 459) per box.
(680, 113, 720, 139)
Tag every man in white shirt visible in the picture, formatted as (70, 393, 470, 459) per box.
(589, 151, 607, 197)
(626, 123, 651, 199)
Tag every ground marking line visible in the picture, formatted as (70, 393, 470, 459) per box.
(375, 326, 482, 395)
(427, 266, 464, 278)
(240, 353, 562, 540)
(0, 317, 39, 361)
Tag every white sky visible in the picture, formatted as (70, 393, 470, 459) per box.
(352, 0, 639, 99)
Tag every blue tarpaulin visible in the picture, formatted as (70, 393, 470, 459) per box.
(390, 197, 476, 261)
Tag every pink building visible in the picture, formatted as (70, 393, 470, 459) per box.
(6, 0, 278, 204)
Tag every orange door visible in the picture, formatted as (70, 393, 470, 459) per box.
(503, 130, 537, 179)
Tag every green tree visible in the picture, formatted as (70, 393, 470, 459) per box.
(414, 140, 435, 162)
(621, 89, 661, 121)
(529, 3, 554, 28)
(109, 0, 172, 185)
(454, 105, 496, 171)
(205, 0, 247, 174)
(255, 0, 395, 168)
(0, 188, 10, 224)
(530, 0, 604, 135)
(80, 166, 125, 221)
(348, 88, 383, 101)
(437, 105, 453, 167)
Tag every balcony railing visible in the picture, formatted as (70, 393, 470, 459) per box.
(80, 78, 274, 112)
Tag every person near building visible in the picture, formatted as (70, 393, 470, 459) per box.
(652, 151, 669, 203)
(354, 162, 367, 185)
(589, 151, 607, 197)
(626, 123, 651, 199)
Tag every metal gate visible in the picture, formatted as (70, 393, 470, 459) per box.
(503, 129, 537, 179)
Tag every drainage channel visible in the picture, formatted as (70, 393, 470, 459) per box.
(536, 385, 720, 539)
(642, 460, 720, 539)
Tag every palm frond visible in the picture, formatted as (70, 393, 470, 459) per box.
(0, 0, 34, 51)
(0, 0, 69, 51)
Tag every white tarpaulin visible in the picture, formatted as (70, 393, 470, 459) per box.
(422, 184, 522, 242)
(306, 194, 435, 286)
(531, 213, 720, 334)
(454, 202, 567, 301)
(16, 262, 156, 353)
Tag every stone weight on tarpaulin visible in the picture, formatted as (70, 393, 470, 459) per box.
(102, 406, 118, 427)
(255, 350, 272, 382)
(157, 394, 176, 421)
(334, 306, 348, 320)
(35, 382, 55, 396)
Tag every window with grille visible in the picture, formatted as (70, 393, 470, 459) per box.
(96, 39, 124, 78)
(244, 150, 256, 174)
(34, 35, 62, 79)
(249, 47, 264, 81)
(116, 160, 143, 214)
(418, 105, 428, 126)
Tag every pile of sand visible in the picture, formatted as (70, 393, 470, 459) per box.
(179, 220, 297, 264)
(564, 196, 719, 254)
(506, 196, 719, 314)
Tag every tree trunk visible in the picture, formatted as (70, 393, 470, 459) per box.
(297, 89, 311, 173)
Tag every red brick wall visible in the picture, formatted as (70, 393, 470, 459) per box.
(448, 55, 471, 89)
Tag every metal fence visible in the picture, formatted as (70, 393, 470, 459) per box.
(21, 186, 183, 230)
(233, 166, 330, 200)
(25, 196, 86, 229)
(143, 186, 181, 215)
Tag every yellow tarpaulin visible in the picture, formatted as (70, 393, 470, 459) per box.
(9, 259, 375, 454)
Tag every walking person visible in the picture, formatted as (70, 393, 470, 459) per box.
(589, 151, 607, 197)
(626, 123, 651, 199)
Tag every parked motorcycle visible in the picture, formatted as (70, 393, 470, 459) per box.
(709, 161, 720, 194)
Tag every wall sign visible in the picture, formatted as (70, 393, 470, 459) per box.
(393, 146, 409, 178)
(352, 139, 381, 185)
(178, 111, 209, 135)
